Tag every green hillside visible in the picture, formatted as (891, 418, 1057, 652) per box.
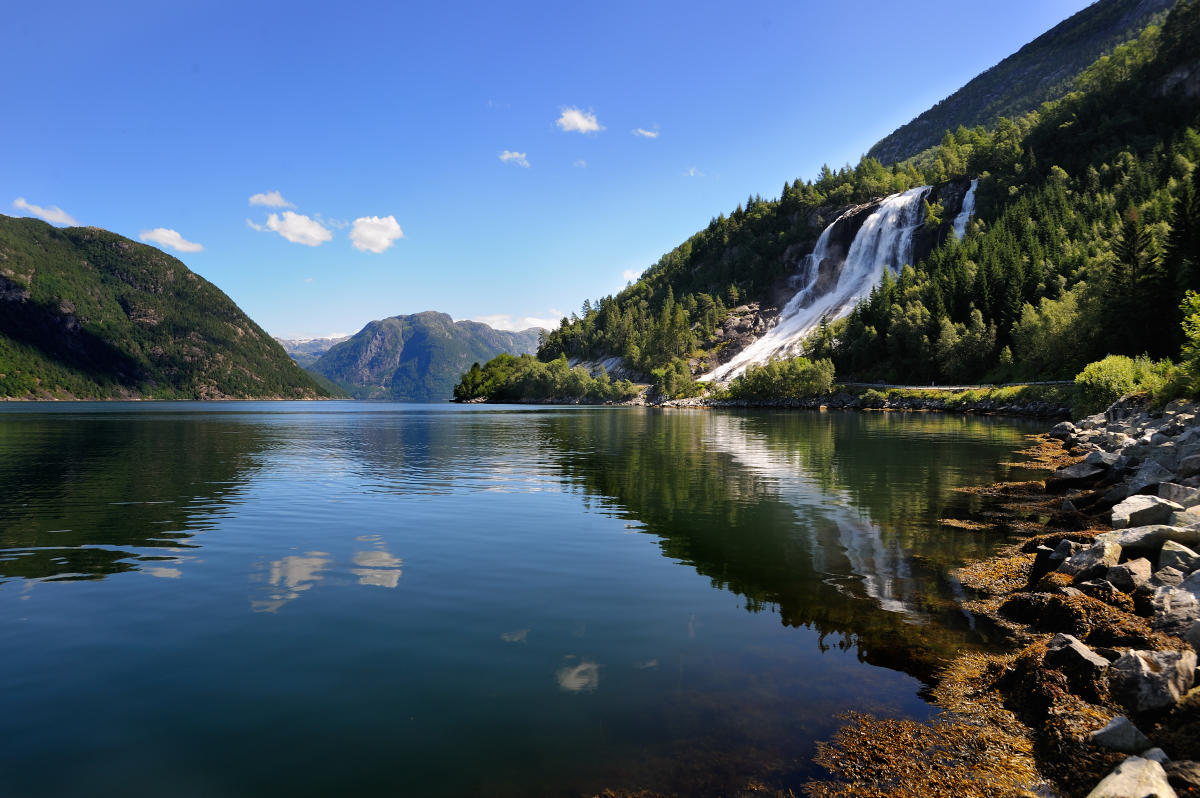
(311, 311, 542, 401)
(868, 0, 1173, 165)
(0, 216, 330, 399)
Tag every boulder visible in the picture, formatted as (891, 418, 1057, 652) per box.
(1086, 755, 1177, 798)
(1089, 715, 1152, 753)
(1109, 559, 1154, 592)
(1049, 420, 1078, 440)
(1161, 482, 1200, 508)
(1097, 526, 1200, 555)
(1129, 462, 1178, 494)
(1049, 462, 1106, 490)
(1045, 632, 1111, 678)
(1114, 496, 1185, 530)
(1109, 649, 1197, 712)
(1187, 619, 1200, 652)
(1159, 540, 1200, 574)
(1153, 580, 1200, 636)
(1143, 748, 1170, 764)
(1103, 431, 1134, 452)
(1168, 507, 1200, 528)
(1060, 540, 1124, 581)
(1054, 538, 1086, 562)
(1087, 450, 1126, 469)
(1179, 454, 1200, 478)
(1152, 567, 1187, 588)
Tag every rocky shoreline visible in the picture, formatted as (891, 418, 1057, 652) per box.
(658, 391, 1070, 418)
(915, 395, 1200, 797)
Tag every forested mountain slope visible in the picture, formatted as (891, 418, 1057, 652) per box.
(868, 0, 1173, 165)
(0, 216, 330, 399)
(464, 0, 1200, 400)
(311, 312, 541, 401)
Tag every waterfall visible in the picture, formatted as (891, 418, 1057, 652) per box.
(952, 178, 978, 240)
(702, 184, 931, 382)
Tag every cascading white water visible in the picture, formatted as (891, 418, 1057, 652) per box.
(952, 178, 978, 240)
(702, 184, 932, 382)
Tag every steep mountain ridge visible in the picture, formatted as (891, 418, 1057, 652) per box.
(311, 311, 541, 401)
(868, 0, 1173, 164)
(0, 215, 328, 399)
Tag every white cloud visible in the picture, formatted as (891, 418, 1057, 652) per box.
(12, 197, 78, 226)
(573, 159, 587, 168)
(249, 190, 294, 208)
(622, 269, 640, 282)
(632, 127, 659, 138)
(139, 227, 204, 253)
(257, 211, 333, 247)
(245, 218, 265, 231)
(471, 312, 560, 331)
(350, 215, 404, 253)
(499, 150, 530, 168)
(685, 167, 705, 177)
(556, 107, 602, 134)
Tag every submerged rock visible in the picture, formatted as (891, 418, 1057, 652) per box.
(1109, 649, 1197, 713)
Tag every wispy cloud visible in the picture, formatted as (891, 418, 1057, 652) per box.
(350, 215, 404, 253)
(251, 211, 333, 246)
(139, 227, 204, 253)
(573, 159, 587, 168)
(499, 150, 530, 168)
(622, 269, 640, 282)
(631, 127, 659, 138)
(684, 167, 705, 177)
(12, 197, 77, 226)
(556, 107, 602, 134)
(249, 190, 294, 208)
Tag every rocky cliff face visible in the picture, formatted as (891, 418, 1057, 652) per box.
(310, 311, 542, 401)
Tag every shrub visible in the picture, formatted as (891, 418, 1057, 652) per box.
(1073, 354, 1176, 414)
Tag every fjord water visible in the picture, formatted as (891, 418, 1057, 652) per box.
(0, 403, 1044, 796)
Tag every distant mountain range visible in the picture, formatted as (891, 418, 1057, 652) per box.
(307, 312, 541, 402)
(0, 215, 329, 399)
(867, 0, 1173, 164)
(274, 335, 352, 368)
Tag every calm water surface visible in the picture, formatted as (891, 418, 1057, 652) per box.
(0, 403, 1046, 796)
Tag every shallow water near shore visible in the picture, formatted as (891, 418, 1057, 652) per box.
(0, 402, 1047, 797)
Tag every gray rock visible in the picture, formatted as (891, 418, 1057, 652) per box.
(1050, 462, 1107, 489)
(1114, 496, 1185, 530)
(1130, 461, 1178, 493)
(1187, 619, 1200, 652)
(1096, 526, 1200, 555)
(1160, 540, 1200, 574)
(1062, 586, 1086, 598)
(1168, 507, 1200, 528)
(1161, 482, 1200, 508)
(1086, 755, 1177, 798)
(1080, 413, 1108, 430)
(1109, 558, 1154, 592)
(1045, 632, 1111, 676)
(1153, 579, 1200, 636)
(1054, 538, 1086, 561)
(1103, 431, 1134, 452)
(1153, 567, 1186, 588)
(1165, 760, 1200, 791)
(1144, 748, 1170, 764)
(1061, 540, 1124, 581)
(1088, 450, 1126, 468)
(1063, 498, 1078, 512)
(1109, 649, 1197, 712)
(1049, 420, 1078, 440)
(1089, 715, 1152, 753)
(1179, 454, 1200, 478)
(1153, 432, 1174, 446)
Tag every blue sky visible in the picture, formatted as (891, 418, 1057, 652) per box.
(3, 0, 1094, 338)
